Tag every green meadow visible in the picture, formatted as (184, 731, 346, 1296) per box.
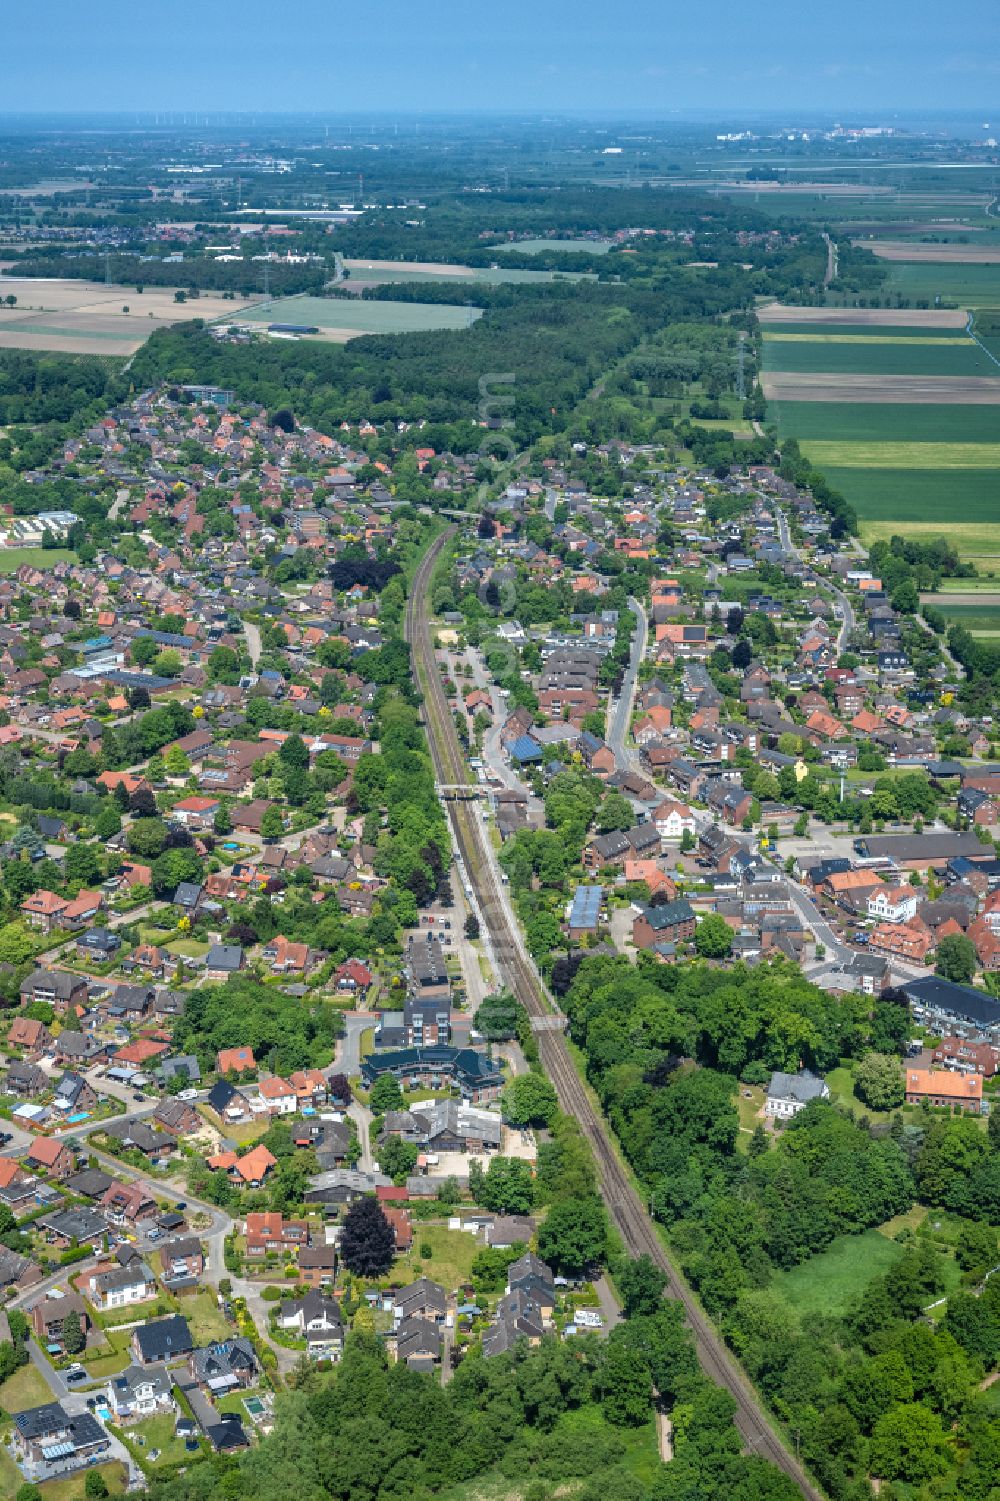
(885, 261, 1000, 305)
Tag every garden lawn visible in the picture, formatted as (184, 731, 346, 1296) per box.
(0, 1358, 54, 1411)
(41, 1461, 128, 1499)
(84, 1324, 139, 1379)
(0, 1445, 23, 1498)
(825, 1065, 896, 1123)
(126, 1410, 192, 1467)
(389, 1224, 483, 1292)
(734, 1085, 764, 1149)
(182, 1290, 234, 1345)
(772, 1230, 905, 1317)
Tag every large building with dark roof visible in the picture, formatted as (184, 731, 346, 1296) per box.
(891, 975, 1000, 1042)
(361, 1045, 503, 1104)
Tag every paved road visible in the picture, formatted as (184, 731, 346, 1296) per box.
(606, 596, 647, 781)
(243, 619, 262, 668)
(775, 505, 854, 652)
(822, 232, 838, 286)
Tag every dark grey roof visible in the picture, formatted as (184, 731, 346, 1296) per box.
(133, 1315, 192, 1363)
(894, 975, 1000, 1030)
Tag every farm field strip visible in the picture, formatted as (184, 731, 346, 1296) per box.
(495, 236, 613, 253)
(800, 440, 1000, 468)
(341, 259, 593, 285)
(761, 372, 1000, 403)
(756, 301, 969, 327)
(770, 400, 1000, 443)
(0, 275, 263, 353)
(857, 240, 1000, 262)
(762, 331, 971, 345)
(762, 337, 993, 376)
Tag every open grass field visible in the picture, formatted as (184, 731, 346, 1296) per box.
(801, 440, 1000, 468)
(857, 241, 1000, 263)
(239, 294, 482, 340)
(762, 335, 993, 376)
(861, 518, 1000, 558)
(761, 371, 1000, 403)
(770, 399, 1000, 443)
(0, 547, 77, 573)
(0, 277, 261, 354)
(496, 237, 613, 254)
(885, 261, 1000, 305)
(772, 1229, 904, 1317)
(388, 1223, 484, 1291)
(757, 301, 969, 327)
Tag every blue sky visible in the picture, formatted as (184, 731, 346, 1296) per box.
(4, 0, 1000, 114)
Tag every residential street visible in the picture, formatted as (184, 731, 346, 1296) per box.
(606, 594, 648, 782)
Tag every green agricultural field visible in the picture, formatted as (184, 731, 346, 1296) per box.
(762, 336, 993, 376)
(931, 575, 1000, 591)
(772, 1230, 904, 1317)
(770, 400, 1000, 444)
(820, 465, 1000, 523)
(802, 440, 1000, 469)
(886, 261, 1000, 305)
(239, 295, 482, 335)
(935, 602, 1000, 633)
(495, 237, 613, 254)
(861, 519, 1000, 558)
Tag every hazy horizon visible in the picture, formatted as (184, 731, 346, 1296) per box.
(4, 0, 999, 116)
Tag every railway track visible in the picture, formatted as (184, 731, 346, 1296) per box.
(406, 531, 821, 1501)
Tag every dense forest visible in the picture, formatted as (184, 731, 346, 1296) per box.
(562, 953, 1000, 1497)
(146, 1290, 802, 1501)
(3, 250, 326, 297)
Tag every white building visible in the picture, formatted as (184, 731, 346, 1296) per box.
(764, 1069, 830, 1121)
(867, 886, 919, 924)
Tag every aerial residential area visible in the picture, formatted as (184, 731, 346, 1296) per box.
(2, 29, 1000, 1501)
